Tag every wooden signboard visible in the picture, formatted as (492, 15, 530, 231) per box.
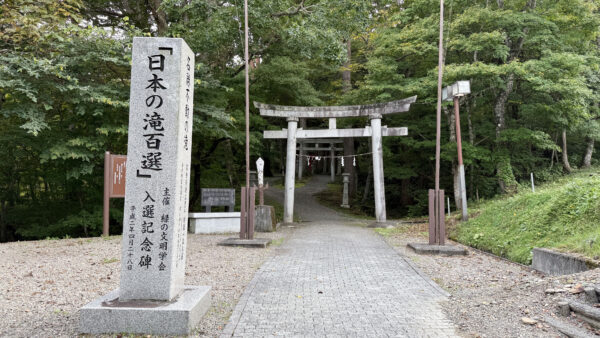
(110, 155, 127, 197)
(103, 151, 127, 236)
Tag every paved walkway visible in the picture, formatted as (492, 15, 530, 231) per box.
(222, 177, 458, 337)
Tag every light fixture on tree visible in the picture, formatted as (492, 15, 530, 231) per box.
(442, 80, 471, 101)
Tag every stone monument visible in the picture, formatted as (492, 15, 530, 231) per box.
(200, 188, 235, 212)
(80, 37, 210, 335)
(188, 188, 240, 234)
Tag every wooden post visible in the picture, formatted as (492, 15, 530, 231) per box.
(428, 189, 446, 245)
(240, 187, 247, 239)
(437, 189, 445, 245)
(103, 151, 110, 237)
(428, 190, 436, 245)
(249, 187, 256, 240)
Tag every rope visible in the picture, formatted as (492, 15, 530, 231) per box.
(297, 152, 373, 159)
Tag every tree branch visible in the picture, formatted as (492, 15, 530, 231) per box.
(271, 0, 314, 18)
(200, 137, 229, 160)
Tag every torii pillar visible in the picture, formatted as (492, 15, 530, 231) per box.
(284, 117, 298, 223)
(370, 114, 387, 225)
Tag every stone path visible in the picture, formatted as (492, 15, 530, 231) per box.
(222, 177, 458, 337)
(264, 175, 350, 222)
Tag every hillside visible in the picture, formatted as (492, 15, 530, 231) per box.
(451, 169, 600, 265)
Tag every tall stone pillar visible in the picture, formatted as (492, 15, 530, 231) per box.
(284, 117, 298, 224)
(370, 114, 387, 225)
(79, 37, 210, 335)
(330, 143, 335, 182)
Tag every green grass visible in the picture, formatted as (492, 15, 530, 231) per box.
(451, 169, 600, 264)
(374, 226, 408, 237)
(270, 238, 285, 246)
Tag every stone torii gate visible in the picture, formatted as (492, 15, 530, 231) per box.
(298, 139, 343, 182)
(255, 96, 416, 226)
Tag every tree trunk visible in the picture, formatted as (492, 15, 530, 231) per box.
(494, 74, 514, 139)
(362, 163, 372, 204)
(581, 137, 594, 169)
(494, 73, 517, 193)
(467, 101, 475, 200)
(224, 139, 239, 188)
(189, 147, 203, 209)
(342, 40, 351, 92)
(400, 178, 411, 206)
(550, 132, 558, 169)
(149, 0, 168, 36)
(562, 129, 572, 173)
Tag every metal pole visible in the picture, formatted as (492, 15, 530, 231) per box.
(454, 96, 468, 221)
(432, 0, 445, 244)
(531, 173, 535, 192)
(447, 197, 450, 217)
(435, 0, 444, 192)
(244, 0, 250, 191)
(103, 151, 110, 237)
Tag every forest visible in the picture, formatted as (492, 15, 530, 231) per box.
(1, 0, 599, 242)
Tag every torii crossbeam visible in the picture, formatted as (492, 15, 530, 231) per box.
(256, 96, 416, 226)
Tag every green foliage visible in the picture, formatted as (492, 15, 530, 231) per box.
(452, 169, 600, 264)
(2, 0, 600, 241)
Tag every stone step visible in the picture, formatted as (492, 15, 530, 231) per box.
(544, 316, 596, 338)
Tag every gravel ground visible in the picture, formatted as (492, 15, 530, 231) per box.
(381, 224, 600, 338)
(0, 229, 291, 337)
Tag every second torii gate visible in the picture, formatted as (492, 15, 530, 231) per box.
(256, 96, 416, 226)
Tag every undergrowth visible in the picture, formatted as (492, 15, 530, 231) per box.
(451, 169, 600, 264)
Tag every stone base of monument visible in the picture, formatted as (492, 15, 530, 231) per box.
(407, 243, 468, 256)
(188, 212, 240, 234)
(254, 205, 277, 232)
(367, 221, 396, 228)
(218, 238, 271, 248)
(79, 286, 211, 335)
